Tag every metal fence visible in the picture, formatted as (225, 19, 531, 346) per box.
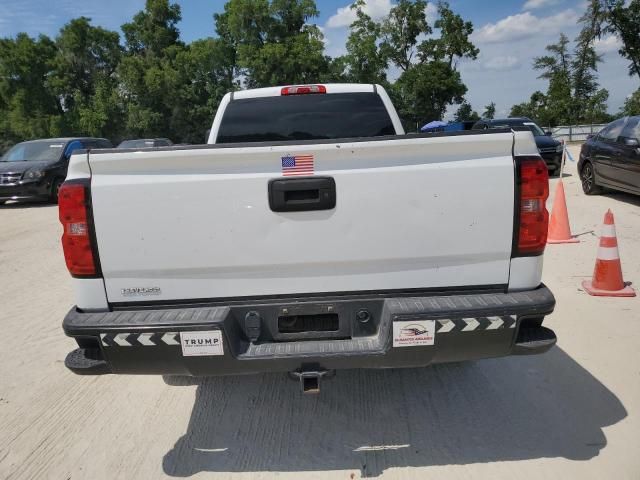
(550, 124, 607, 142)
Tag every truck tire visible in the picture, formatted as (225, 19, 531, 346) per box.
(580, 161, 603, 195)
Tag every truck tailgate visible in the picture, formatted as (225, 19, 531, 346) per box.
(88, 133, 515, 303)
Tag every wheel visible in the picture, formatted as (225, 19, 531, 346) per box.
(580, 162, 603, 195)
(50, 178, 63, 203)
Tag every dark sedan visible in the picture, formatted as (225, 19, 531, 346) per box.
(473, 117, 563, 174)
(578, 116, 640, 196)
(0, 137, 112, 204)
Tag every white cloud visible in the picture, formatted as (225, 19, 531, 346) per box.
(594, 35, 622, 54)
(326, 0, 438, 29)
(522, 0, 562, 11)
(425, 2, 438, 24)
(326, 0, 393, 29)
(484, 55, 521, 71)
(473, 9, 578, 44)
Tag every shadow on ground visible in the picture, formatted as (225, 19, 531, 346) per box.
(602, 191, 640, 208)
(162, 347, 626, 478)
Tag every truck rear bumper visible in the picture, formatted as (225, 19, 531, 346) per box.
(63, 285, 556, 376)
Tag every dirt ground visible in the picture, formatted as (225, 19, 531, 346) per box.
(0, 144, 639, 479)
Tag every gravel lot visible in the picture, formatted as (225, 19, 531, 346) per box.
(1, 145, 639, 479)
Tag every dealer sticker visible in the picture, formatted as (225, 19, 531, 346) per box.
(393, 320, 436, 347)
(180, 331, 224, 356)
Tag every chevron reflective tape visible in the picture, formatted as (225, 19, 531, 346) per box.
(436, 315, 517, 333)
(100, 332, 180, 347)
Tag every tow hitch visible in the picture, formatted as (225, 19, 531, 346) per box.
(289, 369, 335, 394)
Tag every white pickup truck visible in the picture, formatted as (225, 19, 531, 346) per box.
(61, 83, 556, 393)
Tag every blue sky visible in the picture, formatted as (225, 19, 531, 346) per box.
(1, 0, 637, 119)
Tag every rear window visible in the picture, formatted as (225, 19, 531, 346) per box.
(216, 92, 395, 144)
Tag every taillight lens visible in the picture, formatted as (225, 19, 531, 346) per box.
(281, 85, 326, 95)
(59, 181, 99, 276)
(514, 156, 549, 256)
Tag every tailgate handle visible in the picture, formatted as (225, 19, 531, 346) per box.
(269, 177, 336, 212)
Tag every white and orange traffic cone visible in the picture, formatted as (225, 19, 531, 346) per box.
(547, 180, 579, 243)
(582, 209, 635, 297)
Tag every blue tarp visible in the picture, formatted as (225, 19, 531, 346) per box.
(420, 120, 448, 132)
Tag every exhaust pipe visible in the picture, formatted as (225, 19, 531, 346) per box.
(289, 369, 334, 394)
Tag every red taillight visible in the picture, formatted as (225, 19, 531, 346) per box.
(514, 156, 549, 256)
(281, 85, 327, 95)
(59, 181, 99, 276)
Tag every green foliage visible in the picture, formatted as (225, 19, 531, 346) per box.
(0, 0, 483, 145)
(532, 34, 573, 125)
(620, 89, 640, 116)
(121, 0, 182, 57)
(453, 101, 479, 122)
(394, 61, 467, 130)
(51, 17, 123, 138)
(418, 1, 478, 68)
(0, 33, 60, 144)
(606, 0, 640, 78)
(482, 102, 496, 120)
(514, 28, 611, 127)
(341, 0, 388, 84)
(117, 0, 185, 139)
(215, 0, 329, 87)
(510, 91, 550, 124)
(510, 0, 639, 126)
(379, 0, 477, 128)
(381, 0, 429, 72)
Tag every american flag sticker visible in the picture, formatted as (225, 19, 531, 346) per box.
(281, 154, 314, 176)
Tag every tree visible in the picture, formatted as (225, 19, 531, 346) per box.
(374, 0, 477, 129)
(510, 91, 550, 124)
(118, 0, 186, 140)
(0, 33, 61, 145)
(393, 60, 466, 130)
(341, 0, 388, 83)
(619, 89, 640, 116)
(121, 0, 182, 57)
(418, 1, 478, 69)
(606, 0, 640, 79)
(533, 33, 573, 124)
(577, 0, 640, 79)
(453, 101, 479, 122)
(0, 0, 484, 145)
(50, 17, 123, 138)
(482, 102, 496, 119)
(528, 30, 609, 126)
(381, 0, 429, 71)
(573, 1, 609, 124)
(172, 38, 238, 143)
(214, 0, 330, 87)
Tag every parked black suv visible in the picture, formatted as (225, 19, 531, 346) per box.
(473, 117, 563, 173)
(578, 116, 640, 196)
(0, 137, 112, 204)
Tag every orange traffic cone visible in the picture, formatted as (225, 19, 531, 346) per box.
(582, 209, 635, 297)
(547, 180, 579, 243)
